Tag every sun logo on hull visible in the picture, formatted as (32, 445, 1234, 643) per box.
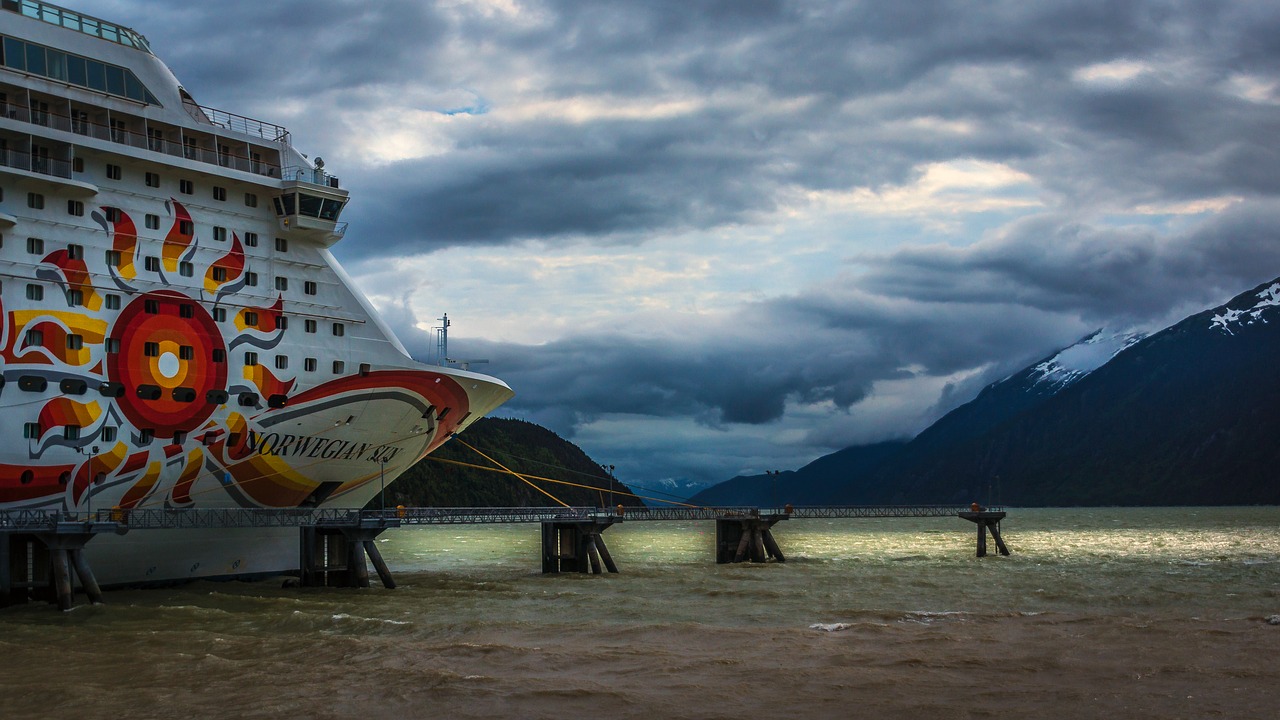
(0, 200, 294, 510)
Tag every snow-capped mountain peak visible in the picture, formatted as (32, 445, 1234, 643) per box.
(1210, 282, 1280, 335)
(1025, 329, 1146, 392)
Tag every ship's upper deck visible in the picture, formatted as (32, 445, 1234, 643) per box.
(0, 0, 352, 238)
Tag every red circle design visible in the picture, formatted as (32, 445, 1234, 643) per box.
(106, 290, 228, 438)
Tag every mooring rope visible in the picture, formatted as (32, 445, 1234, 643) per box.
(448, 437, 571, 508)
(430, 447, 706, 510)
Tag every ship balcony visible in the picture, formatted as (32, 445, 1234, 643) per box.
(0, 92, 284, 181)
(273, 175, 349, 246)
(0, 139, 98, 194)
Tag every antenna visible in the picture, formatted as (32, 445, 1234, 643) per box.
(434, 314, 488, 370)
(434, 314, 450, 366)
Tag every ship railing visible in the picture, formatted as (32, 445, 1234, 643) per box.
(0, 505, 1003, 531)
(187, 101, 291, 144)
(0, 146, 73, 179)
(281, 165, 342, 189)
(0, 102, 283, 178)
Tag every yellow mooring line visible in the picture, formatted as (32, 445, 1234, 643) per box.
(431, 440, 707, 510)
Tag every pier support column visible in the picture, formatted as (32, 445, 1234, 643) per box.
(298, 521, 399, 589)
(715, 514, 788, 564)
(31, 531, 108, 611)
(959, 511, 1010, 557)
(1, 534, 49, 607)
(541, 518, 620, 574)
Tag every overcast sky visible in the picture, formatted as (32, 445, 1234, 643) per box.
(85, 0, 1280, 493)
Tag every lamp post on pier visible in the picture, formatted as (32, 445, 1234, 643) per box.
(602, 464, 616, 510)
(379, 457, 388, 515)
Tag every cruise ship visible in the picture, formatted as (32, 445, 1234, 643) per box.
(0, 1, 513, 584)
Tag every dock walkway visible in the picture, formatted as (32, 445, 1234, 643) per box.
(0, 505, 1009, 610)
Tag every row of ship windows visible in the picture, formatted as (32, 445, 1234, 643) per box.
(4, 160, 261, 207)
(15, 291, 344, 336)
(11, 189, 279, 248)
(3, 237, 315, 293)
(14, 289, 344, 339)
(0, 31, 158, 103)
(22, 329, 348, 370)
(98, 162, 259, 207)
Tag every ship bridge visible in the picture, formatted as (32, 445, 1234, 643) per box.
(273, 158, 348, 245)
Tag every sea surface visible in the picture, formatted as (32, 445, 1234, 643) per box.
(2, 507, 1278, 719)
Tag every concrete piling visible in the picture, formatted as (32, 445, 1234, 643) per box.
(715, 515, 788, 564)
(540, 518, 620, 574)
(959, 510, 1010, 557)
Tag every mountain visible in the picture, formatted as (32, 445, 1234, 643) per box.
(689, 441, 905, 506)
(694, 277, 1280, 507)
(372, 417, 643, 508)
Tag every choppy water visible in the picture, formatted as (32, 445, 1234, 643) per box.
(3, 508, 1279, 719)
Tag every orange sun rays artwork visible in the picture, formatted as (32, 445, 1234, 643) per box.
(0, 201, 473, 510)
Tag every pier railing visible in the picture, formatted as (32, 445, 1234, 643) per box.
(0, 505, 999, 532)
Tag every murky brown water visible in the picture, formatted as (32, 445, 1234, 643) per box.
(3, 508, 1278, 719)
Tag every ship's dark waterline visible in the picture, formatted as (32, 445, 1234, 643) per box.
(3, 508, 1278, 719)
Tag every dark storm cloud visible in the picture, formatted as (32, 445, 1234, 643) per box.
(385, 198, 1280, 448)
(132, 0, 452, 101)
(392, 285, 1078, 438)
(857, 201, 1280, 323)
(337, 0, 1280, 252)
(101, 1, 1280, 253)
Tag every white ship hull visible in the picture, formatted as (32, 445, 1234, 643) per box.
(0, 2, 513, 586)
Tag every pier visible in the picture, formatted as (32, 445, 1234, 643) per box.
(1, 504, 1008, 609)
